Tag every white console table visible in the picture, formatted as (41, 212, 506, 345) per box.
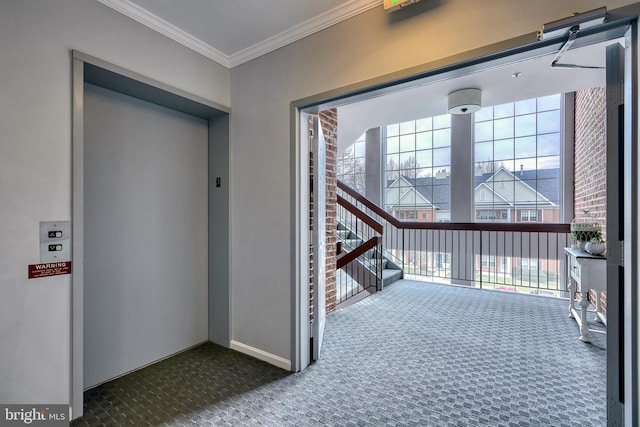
(564, 247, 606, 342)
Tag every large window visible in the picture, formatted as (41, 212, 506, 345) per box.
(473, 94, 562, 223)
(337, 133, 366, 194)
(385, 115, 451, 221)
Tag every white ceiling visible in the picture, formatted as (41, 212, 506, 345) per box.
(96, 0, 620, 153)
(337, 38, 619, 151)
(97, 0, 381, 67)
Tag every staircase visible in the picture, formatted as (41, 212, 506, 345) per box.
(335, 222, 403, 307)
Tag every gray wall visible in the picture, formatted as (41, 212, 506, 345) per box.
(209, 115, 231, 346)
(83, 83, 209, 388)
(0, 0, 228, 404)
(227, 0, 637, 363)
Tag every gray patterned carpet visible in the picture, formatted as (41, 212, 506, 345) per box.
(73, 280, 606, 426)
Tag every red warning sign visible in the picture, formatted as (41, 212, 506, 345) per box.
(28, 262, 72, 279)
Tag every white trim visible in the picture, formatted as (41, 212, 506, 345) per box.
(229, 0, 382, 67)
(95, 0, 382, 69)
(95, 0, 231, 67)
(230, 340, 292, 371)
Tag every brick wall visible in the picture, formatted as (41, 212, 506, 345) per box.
(308, 110, 339, 318)
(574, 88, 607, 314)
(320, 108, 338, 313)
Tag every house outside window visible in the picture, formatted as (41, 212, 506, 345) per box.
(521, 209, 538, 222)
(473, 94, 561, 224)
(337, 94, 568, 294)
(385, 115, 451, 222)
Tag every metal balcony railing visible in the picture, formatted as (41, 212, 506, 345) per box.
(337, 180, 572, 297)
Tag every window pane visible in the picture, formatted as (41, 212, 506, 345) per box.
(512, 158, 534, 173)
(494, 103, 514, 119)
(433, 114, 451, 129)
(474, 107, 493, 122)
(399, 120, 415, 135)
(343, 145, 354, 158)
(399, 152, 415, 169)
(387, 136, 399, 153)
(398, 183, 411, 194)
(475, 141, 493, 162)
(433, 147, 450, 166)
(515, 114, 536, 137)
(536, 178, 561, 205)
(514, 136, 537, 158)
(432, 184, 449, 206)
(537, 133, 560, 156)
(494, 139, 514, 161)
(515, 99, 536, 115)
(416, 131, 432, 150)
(416, 186, 432, 203)
(537, 94, 561, 111)
(416, 167, 432, 178)
(433, 128, 451, 148)
(399, 134, 416, 152)
(416, 118, 432, 132)
(537, 110, 561, 134)
(387, 123, 399, 137)
(494, 117, 514, 139)
(387, 153, 400, 170)
(415, 149, 432, 168)
(354, 140, 365, 157)
(387, 187, 400, 204)
(499, 160, 515, 172)
(537, 155, 560, 170)
(337, 156, 354, 175)
(474, 121, 493, 142)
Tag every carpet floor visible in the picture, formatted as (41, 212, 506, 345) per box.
(73, 280, 606, 426)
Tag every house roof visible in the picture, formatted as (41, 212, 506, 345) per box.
(386, 167, 560, 211)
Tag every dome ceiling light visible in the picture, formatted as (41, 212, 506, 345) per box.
(447, 88, 482, 115)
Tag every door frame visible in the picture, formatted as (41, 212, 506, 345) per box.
(291, 7, 640, 424)
(71, 51, 230, 420)
(311, 115, 327, 361)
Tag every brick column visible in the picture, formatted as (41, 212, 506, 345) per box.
(574, 88, 607, 314)
(320, 109, 338, 313)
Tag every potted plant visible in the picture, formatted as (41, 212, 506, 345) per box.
(570, 212, 601, 250)
(585, 235, 606, 256)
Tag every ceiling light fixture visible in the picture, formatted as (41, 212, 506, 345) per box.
(448, 88, 482, 115)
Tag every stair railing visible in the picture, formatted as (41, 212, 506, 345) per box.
(335, 193, 384, 307)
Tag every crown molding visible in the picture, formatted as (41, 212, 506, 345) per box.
(96, 0, 382, 69)
(228, 0, 383, 67)
(96, 0, 232, 67)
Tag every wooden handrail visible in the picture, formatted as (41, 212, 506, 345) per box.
(336, 236, 381, 269)
(337, 180, 571, 234)
(337, 195, 384, 234)
(337, 180, 401, 227)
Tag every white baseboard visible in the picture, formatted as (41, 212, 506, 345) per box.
(230, 340, 291, 371)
